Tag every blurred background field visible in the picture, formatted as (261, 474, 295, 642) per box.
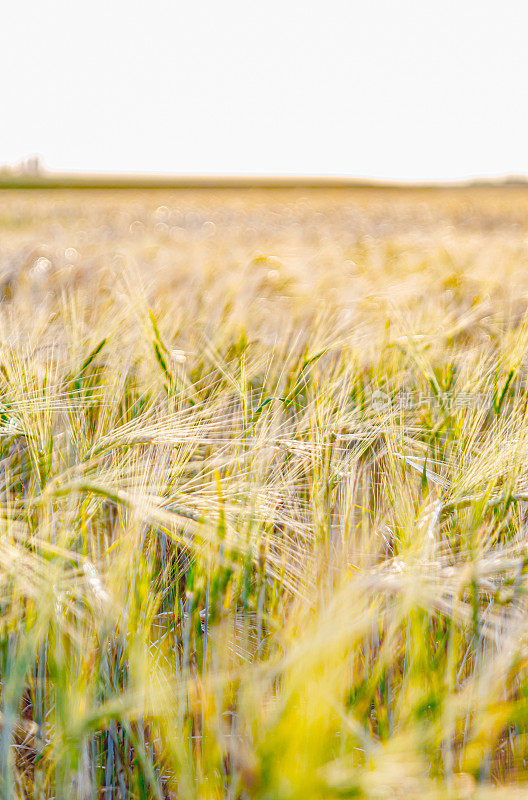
(3, 186, 528, 798)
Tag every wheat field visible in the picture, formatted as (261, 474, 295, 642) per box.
(2, 186, 528, 798)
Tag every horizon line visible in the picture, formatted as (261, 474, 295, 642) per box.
(2, 170, 528, 191)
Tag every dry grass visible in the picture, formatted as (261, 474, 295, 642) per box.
(1, 186, 528, 797)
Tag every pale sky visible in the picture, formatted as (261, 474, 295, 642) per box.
(3, 0, 527, 181)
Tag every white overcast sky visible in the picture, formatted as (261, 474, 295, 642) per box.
(2, 0, 527, 180)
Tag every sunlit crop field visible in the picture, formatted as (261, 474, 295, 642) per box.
(3, 186, 528, 798)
